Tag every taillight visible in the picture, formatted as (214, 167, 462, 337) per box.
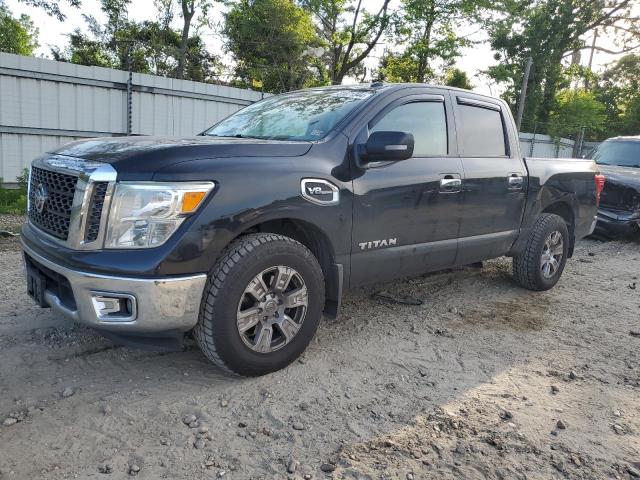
(595, 174, 605, 206)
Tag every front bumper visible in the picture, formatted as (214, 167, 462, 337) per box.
(594, 208, 640, 238)
(21, 240, 207, 335)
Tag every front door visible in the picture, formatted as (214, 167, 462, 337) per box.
(350, 91, 464, 286)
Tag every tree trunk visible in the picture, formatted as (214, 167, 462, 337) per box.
(178, 0, 195, 80)
(416, 21, 433, 82)
(416, 0, 435, 83)
(330, 0, 390, 84)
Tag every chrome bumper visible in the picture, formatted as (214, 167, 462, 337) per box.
(21, 241, 207, 333)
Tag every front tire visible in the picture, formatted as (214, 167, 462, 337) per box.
(194, 233, 325, 376)
(512, 214, 569, 291)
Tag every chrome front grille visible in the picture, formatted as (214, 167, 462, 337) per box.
(85, 182, 109, 242)
(28, 156, 117, 250)
(28, 166, 78, 240)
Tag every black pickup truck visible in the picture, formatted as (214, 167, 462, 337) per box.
(21, 83, 602, 376)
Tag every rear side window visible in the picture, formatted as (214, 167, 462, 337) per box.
(370, 101, 447, 156)
(457, 103, 507, 156)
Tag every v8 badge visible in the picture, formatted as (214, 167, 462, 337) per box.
(300, 179, 339, 206)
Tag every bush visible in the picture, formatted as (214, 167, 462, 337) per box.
(0, 169, 29, 214)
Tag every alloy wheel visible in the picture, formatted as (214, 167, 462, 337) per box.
(540, 230, 564, 279)
(236, 266, 308, 353)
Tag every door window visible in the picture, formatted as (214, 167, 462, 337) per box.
(370, 102, 447, 156)
(457, 104, 507, 156)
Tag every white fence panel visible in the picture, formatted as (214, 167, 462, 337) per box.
(519, 132, 576, 158)
(0, 52, 264, 183)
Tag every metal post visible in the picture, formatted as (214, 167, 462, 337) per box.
(126, 45, 133, 136)
(529, 121, 537, 157)
(585, 30, 598, 90)
(577, 126, 586, 158)
(516, 57, 533, 132)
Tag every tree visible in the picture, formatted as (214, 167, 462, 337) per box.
(377, 50, 422, 82)
(302, 0, 392, 85)
(224, 0, 319, 92)
(53, 0, 221, 82)
(52, 29, 113, 67)
(0, 3, 39, 56)
(444, 67, 472, 89)
(16, 0, 80, 21)
(379, 0, 475, 84)
(596, 54, 640, 136)
(486, 0, 639, 130)
(548, 89, 606, 139)
(177, 0, 211, 79)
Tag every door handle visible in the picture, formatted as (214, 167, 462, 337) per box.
(440, 175, 462, 193)
(508, 174, 524, 190)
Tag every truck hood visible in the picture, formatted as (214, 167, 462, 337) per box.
(47, 136, 312, 178)
(598, 164, 640, 189)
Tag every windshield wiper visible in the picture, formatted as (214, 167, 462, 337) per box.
(209, 133, 264, 139)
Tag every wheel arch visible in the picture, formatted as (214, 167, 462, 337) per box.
(228, 217, 343, 319)
(509, 198, 577, 258)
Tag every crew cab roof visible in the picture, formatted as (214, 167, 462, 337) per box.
(297, 82, 501, 104)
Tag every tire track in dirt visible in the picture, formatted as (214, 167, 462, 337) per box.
(0, 238, 639, 478)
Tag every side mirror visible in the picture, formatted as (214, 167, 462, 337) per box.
(360, 131, 414, 163)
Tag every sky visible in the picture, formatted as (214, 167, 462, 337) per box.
(5, 0, 631, 96)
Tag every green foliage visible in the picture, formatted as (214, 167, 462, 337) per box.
(378, 51, 423, 83)
(378, 0, 475, 84)
(444, 67, 473, 90)
(485, 0, 639, 129)
(16, 168, 29, 190)
(0, 170, 29, 214)
(620, 97, 640, 137)
(224, 0, 320, 93)
(548, 89, 606, 139)
(52, 0, 221, 82)
(15, 0, 80, 21)
(302, 0, 392, 84)
(0, 3, 39, 56)
(595, 54, 640, 137)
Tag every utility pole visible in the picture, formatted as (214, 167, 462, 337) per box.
(516, 57, 533, 132)
(585, 29, 598, 90)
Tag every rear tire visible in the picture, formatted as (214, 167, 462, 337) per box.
(512, 214, 569, 291)
(194, 233, 324, 376)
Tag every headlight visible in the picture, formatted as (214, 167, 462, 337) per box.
(105, 182, 214, 249)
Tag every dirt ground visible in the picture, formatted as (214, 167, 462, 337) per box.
(0, 217, 639, 480)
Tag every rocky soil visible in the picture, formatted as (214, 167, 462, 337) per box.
(0, 214, 23, 253)
(0, 219, 638, 479)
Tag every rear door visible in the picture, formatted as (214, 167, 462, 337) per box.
(452, 94, 527, 264)
(349, 89, 464, 286)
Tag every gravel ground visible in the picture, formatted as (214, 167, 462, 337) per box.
(0, 214, 23, 253)
(0, 219, 639, 479)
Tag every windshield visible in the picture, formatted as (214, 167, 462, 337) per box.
(594, 140, 640, 168)
(204, 88, 374, 141)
